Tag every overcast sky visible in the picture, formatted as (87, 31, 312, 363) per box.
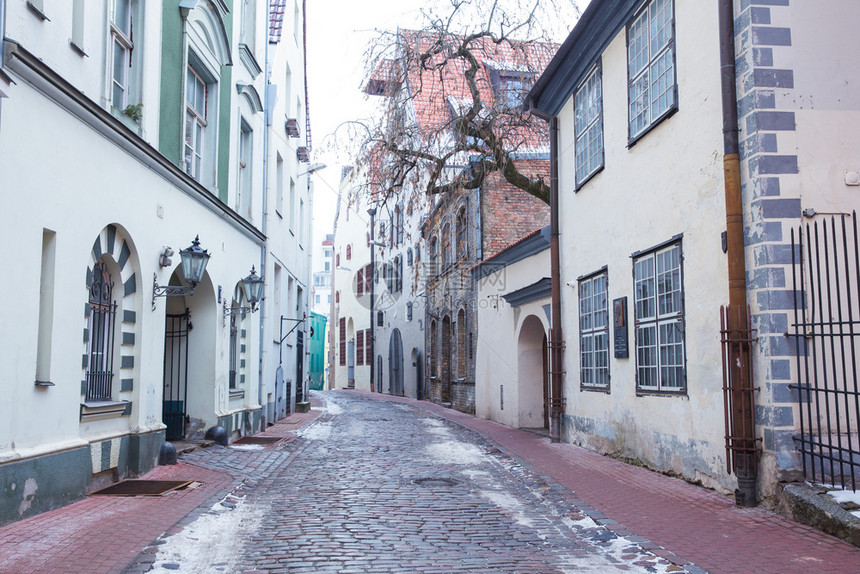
(304, 0, 587, 267)
(305, 0, 427, 261)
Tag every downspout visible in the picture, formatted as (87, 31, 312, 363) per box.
(368, 208, 377, 392)
(719, 0, 757, 506)
(548, 117, 563, 443)
(258, 0, 272, 429)
(527, 102, 563, 444)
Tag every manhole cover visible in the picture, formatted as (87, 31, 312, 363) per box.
(413, 477, 460, 487)
(232, 436, 283, 445)
(89, 480, 194, 497)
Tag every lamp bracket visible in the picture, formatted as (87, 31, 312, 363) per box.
(152, 273, 195, 311)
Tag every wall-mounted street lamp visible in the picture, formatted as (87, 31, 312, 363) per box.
(153, 235, 211, 310)
(223, 266, 265, 324)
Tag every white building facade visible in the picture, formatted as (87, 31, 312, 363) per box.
(0, 0, 312, 524)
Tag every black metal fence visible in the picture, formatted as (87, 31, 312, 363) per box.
(85, 262, 116, 402)
(790, 212, 860, 491)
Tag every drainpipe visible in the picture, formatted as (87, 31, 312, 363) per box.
(368, 208, 377, 392)
(526, 104, 564, 444)
(548, 117, 563, 443)
(258, 0, 273, 429)
(719, 0, 757, 506)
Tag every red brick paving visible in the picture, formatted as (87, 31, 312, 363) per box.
(355, 389, 860, 574)
(0, 404, 323, 574)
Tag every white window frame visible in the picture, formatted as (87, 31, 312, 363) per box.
(109, 0, 134, 111)
(574, 63, 604, 188)
(579, 270, 610, 389)
(184, 64, 208, 181)
(237, 119, 253, 219)
(627, 0, 676, 142)
(633, 241, 685, 393)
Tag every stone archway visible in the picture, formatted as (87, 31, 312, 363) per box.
(517, 314, 548, 430)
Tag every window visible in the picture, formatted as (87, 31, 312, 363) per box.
(493, 72, 533, 109)
(364, 328, 372, 364)
(456, 208, 467, 259)
(289, 178, 296, 229)
(241, 0, 256, 52)
(395, 205, 403, 245)
(346, 244, 351, 260)
(36, 230, 57, 385)
(579, 271, 609, 389)
(339, 317, 346, 366)
(575, 64, 604, 187)
(276, 153, 284, 215)
(407, 248, 413, 267)
(430, 237, 438, 275)
(430, 320, 437, 377)
(394, 255, 402, 293)
(85, 262, 117, 401)
(406, 301, 413, 322)
(315, 294, 320, 304)
(628, 0, 676, 140)
(357, 268, 364, 296)
(364, 264, 372, 294)
(237, 120, 253, 219)
(377, 310, 384, 327)
(110, 0, 136, 111)
(184, 64, 208, 180)
(336, 253, 340, 267)
(71, 0, 85, 54)
(228, 297, 246, 389)
(634, 241, 685, 392)
(356, 330, 364, 366)
(324, 260, 330, 272)
(442, 224, 451, 269)
(457, 309, 466, 378)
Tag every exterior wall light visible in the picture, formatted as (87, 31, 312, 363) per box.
(223, 266, 265, 323)
(153, 235, 211, 310)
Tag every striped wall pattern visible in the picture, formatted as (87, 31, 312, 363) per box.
(735, 0, 800, 471)
(81, 224, 139, 411)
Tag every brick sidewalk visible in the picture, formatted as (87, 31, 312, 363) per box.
(0, 403, 323, 574)
(353, 389, 860, 574)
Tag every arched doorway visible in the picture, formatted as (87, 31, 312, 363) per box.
(389, 329, 403, 396)
(441, 315, 452, 403)
(162, 266, 215, 440)
(517, 314, 549, 430)
(411, 347, 423, 400)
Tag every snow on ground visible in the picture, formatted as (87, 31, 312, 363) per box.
(425, 441, 487, 465)
(229, 444, 264, 451)
(297, 420, 332, 440)
(825, 487, 860, 518)
(147, 494, 262, 573)
(479, 489, 535, 527)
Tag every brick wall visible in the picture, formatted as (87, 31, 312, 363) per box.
(481, 159, 551, 259)
(423, 159, 549, 414)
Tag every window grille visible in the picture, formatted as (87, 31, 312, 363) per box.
(86, 262, 117, 401)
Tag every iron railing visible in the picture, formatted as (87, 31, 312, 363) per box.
(790, 212, 860, 491)
(85, 263, 116, 402)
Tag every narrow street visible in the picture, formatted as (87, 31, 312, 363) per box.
(133, 392, 678, 573)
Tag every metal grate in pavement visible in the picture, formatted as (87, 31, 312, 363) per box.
(89, 480, 195, 497)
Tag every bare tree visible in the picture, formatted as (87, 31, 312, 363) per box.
(340, 0, 580, 208)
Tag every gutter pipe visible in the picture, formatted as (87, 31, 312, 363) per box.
(719, 0, 757, 506)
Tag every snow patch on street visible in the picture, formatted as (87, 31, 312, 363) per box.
(479, 489, 534, 527)
(297, 421, 332, 440)
(230, 444, 264, 451)
(148, 494, 262, 573)
(426, 440, 487, 465)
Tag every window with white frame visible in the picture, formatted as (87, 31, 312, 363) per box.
(574, 64, 604, 187)
(184, 64, 208, 180)
(634, 241, 685, 392)
(109, 0, 138, 112)
(241, 0, 256, 52)
(579, 271, 609, 389)
(237, 120, 253, 220)
(628, 0, 676, 140)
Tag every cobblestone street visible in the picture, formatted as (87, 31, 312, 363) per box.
(132, 392, 679, 573)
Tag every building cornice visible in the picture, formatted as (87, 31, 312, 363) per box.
(3, 40, 265, 245)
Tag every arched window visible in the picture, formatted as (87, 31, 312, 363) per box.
(346, 244, 352, 260)
(457, 309, 467, 378)
(430, 237, 438, 275)
(430, 320, 437, 378)
(85, 261, 117, 401)
(456, 207, 467, 259)
(441, 224, 451, 268)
